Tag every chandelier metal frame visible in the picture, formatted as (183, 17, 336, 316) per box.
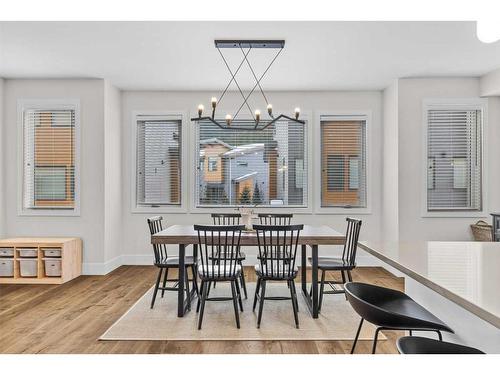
(191, 39, 305, 131)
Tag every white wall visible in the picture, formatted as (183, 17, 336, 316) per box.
(480, 68, 500, 96)
(120, 90, 383, 264)
(2, 79, 106, 268)
(0, 78, 4, 237)
(104, 81, 122, 270)
(397, 78, 500, 241)
(381, 81, 399, 242)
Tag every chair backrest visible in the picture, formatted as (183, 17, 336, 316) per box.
(342, 218, 362, 266)
(194, 224, 245, 279)
(211, 213, 241, 225)
(253, 224, 303, 279)
(258, 213, 293, 225)
(147, 216, 167, 263)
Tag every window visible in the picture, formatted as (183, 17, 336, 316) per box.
(136, 115, 181, 207)
(208, 157, 218, 172)
(23, 108, 76, 211)
(426, 106, 483, 212)
(320, 116, 367, 208)
(196, 119, 307, 207)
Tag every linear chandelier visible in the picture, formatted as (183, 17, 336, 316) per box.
(191, 39, 305, 131)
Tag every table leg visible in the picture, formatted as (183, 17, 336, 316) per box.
(301, 244, 307, 294)
(311, 244, 319, 318)
(178, 244, 186, 317)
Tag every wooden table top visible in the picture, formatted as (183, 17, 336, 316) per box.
(152, 224, 345, 246)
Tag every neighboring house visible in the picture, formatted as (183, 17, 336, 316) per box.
(222, 143, 269, 204)
(198, 130, 300, 206)
(199, 138, 232, 204)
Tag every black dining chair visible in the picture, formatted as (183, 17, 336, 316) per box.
(258, 213, 293, 225)
(147, 216, 199, 309)
(396, 336, 484, 354)
(344, 282, 454, 354)
(253, 224, 303, 329)
(210, 213, 247, 299)
(309, 218, 362, 312)
(194, 224, 245, 329)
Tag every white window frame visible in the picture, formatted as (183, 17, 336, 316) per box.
(189, 109, 313, 214)
(17, 99, 81, 217)
(130, 110, 188, 214)
(314, 110, 372, 215)
(421, 98, 488, 218)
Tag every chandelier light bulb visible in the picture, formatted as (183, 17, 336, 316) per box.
(267, 104, 273, 116)
(294, 107, 301, 120)
(225, 114, 232, 126)
(255, 109, 261, 123)
(197, 104, 204, 117)
(211, 97, 218, 108)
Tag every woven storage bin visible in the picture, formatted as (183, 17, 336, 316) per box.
(470, 220, 493, 241)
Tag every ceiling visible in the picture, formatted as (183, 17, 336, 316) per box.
(1, 21, 500, 91)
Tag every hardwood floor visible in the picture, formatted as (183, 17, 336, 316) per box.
(0, 266, 404, 354)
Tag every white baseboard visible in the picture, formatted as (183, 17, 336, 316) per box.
(82, 255, 123, 275)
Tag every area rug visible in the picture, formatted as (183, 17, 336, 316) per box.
(100, 282, 385, 341)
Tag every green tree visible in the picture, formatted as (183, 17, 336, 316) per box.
(252, 183, 263, 205)
(239, 186, 252, 204)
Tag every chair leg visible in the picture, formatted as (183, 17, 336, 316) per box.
(196, 280, 205, 313)
(151, 268, 163, 309)
(239, 262, 248, 299)
(290, 280, 299, 328)
(191, 264, 199, 298)
(256, 280, 267, 328)
(347, 269, 353, 282)
(230, 280, 241, 329)
(350, 318, 364, 354)
(372, 327, 382, 354)
(234, 277, 244, 312)
(207, 281, 212, 296)
(184, 268, 191, 311)
(253, 277, 261, 312)
(197, 281, 208, 330)
(161, 267, 169, 298)
(318, 270, 326, 313)
(436, 330, 442, 341)
(341, 270, 347, 300)
(291, 279, 299, 312)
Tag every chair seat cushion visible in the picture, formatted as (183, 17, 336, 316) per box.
(210, 250, 246, 261)
(156, 256, 196, 266)
(254, 263, 298, 278)
(308, 256, 355, 270)
(198, 264, 241, 278)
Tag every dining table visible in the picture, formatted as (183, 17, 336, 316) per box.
(151, 224, 345, 318)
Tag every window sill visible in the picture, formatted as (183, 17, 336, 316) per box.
(131, 205, 188, 214)
(18, 208, 80, 217)
(314, 206, 371, 215)
(421, 211, 488, 218)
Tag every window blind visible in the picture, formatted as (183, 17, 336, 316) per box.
(320, 117, 367, 208)
(195, 119, 307, 207)
(23, 109, 75, 209)
(427, 109, 482, 211)
(136, 116, 181, 206)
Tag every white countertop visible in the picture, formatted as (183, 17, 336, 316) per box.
(359, 240, 500, 329)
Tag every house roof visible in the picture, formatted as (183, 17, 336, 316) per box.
(200, 137, 233, 149)
(222, 143, 265, 158)
(233, 172, 258, 182)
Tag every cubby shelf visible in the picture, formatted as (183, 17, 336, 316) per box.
(0, 238, 82, 285)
